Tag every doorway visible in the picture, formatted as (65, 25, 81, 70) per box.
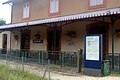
(47, 28, 61, 61)
(47, 28, 61, 51)
(86, 22, 109, 59)
(21, 30, 31, 57)
(2, 34, 7, 54)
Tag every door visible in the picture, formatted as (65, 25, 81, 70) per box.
(47, 28, 61, 60)
(21, 30, 31, 57)
(86, 23, 109, 60)
(2, 34, 7, 54)
(47, 28, 61, 51)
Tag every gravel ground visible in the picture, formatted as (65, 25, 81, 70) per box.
(0, 60, 120, 80)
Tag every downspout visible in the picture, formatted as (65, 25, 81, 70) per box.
(9, 3, 13, 24)
(54, 23, 57, 64)
(54, 24, 57, 51)
(111, 16, 116, 71)
(8, 3, 13, 50)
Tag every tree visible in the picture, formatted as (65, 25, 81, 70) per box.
(0, 18, 6, 25)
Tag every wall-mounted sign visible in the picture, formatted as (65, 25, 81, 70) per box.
(33, 40, 43, 43)
(33, 31, 43, 43)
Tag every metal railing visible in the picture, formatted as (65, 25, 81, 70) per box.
(104, 53, 120, 72)
(0, 48, 81, 72)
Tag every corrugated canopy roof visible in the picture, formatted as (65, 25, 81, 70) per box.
(3, 0, 14, 4)
(0, 7, 120, 30)
(3, 0, 24, 4)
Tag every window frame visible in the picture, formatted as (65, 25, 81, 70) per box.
(49, 0, 60, 16)
(88, 0, 106, 10)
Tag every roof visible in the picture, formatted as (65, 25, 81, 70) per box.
(0, 7, 120, 29)
(2, 0, 14, 4)
(3, 0, 23, 4)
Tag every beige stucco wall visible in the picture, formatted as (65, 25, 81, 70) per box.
(61, 21, 92, 52)
(11, 31, 21, 49)
(61, 18, 120, 53)
(61, 22, 85, 52)
(108, 19, 120, 53)
(30, 26, 47, 50)
(0, 31, 11, 49)
(12, 0, 120, 23)
(1, 19, 120, 53)
(8, 26, 47, 50)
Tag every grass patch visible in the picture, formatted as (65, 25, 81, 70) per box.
(110, 71, 120, 77)
(0, 64, 47, 80)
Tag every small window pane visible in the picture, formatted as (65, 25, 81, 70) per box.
(90, 0, 103, 6)
(97, 0, 103, 5)
(90, 0, 97, 6)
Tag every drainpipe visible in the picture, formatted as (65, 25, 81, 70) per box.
(9, 3, 13, 24)
(111, 16, 116, 70)
(8, 3, 13, 50)
(54, 25, 57, 51)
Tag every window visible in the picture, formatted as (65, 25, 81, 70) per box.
(89, 0, 106, 9)
(49, 0, 59, 15)
(90, 0, 103, 6)
(23, 2, 30, 18)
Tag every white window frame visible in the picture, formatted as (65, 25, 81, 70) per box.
(23, 2, 30, 18)
(49, 0, 59, 14)
(90, 0, 103, 6)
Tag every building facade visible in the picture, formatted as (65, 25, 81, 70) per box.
(0, 0, 120, 55)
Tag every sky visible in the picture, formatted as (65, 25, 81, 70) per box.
(0, 0, 11, 24)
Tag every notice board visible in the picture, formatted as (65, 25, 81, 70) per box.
(84, 34, 102, 69)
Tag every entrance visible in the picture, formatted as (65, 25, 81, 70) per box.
(21, 30, 31, 57)
(2, 34, 7, 54)
(86, 22, 109, 59)
(47, 28, 61, 61)
(47, 28, 61, 51)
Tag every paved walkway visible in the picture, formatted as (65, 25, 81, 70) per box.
(0, 60, 120, 80)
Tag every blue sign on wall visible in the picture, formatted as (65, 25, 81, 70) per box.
(84, 34, 102, 69)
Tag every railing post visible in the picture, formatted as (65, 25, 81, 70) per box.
(77, 49, 83, 73)
(62, 52, 65, 68)
(38, 51, 40, 64)
(48, 59, 50, 80)
(42, 51, 44, 65)
(61, 52, 62, 68)
(21, 56, 24, 71)
(6, 50, 8, 65)
(119, 54, 120, 72)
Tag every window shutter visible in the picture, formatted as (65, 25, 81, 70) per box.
(23, 4, 26, 18)
(26, 3, 30, 18)
(50, 0, 54, 13)
(50, 0, 59, 13)
(23, 2, 30, 18)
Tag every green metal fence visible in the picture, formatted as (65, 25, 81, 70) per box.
(104, 53, 120, 72)
(0, 49, 79, 69)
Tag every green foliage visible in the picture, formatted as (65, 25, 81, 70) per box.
(0, 18, 6, 25)
(110, 71, 120, 77)
(0, 64, 47, 80)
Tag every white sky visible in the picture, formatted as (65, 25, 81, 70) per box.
(0, 0, 11, 24)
